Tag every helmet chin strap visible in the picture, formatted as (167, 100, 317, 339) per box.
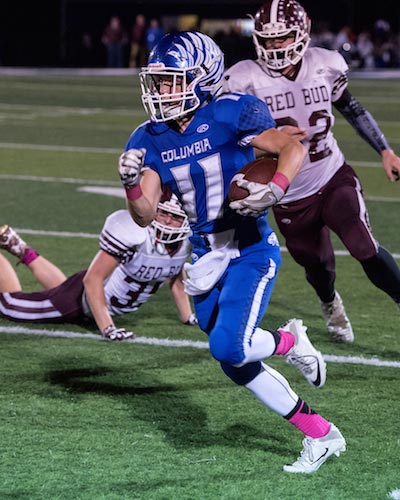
(281, 61, 301, 78)
(154, 239, 167, 255)
(154, 236, 181, 256)
(169, 111, 195, 133)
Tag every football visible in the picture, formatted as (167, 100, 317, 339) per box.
(228, 156, 278, 202)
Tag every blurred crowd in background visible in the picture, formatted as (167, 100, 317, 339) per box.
(1, 7, 398, 70)
(99, 14, 165, 69)
(311, 18, 399, 69)
(75, 13, 400, 70)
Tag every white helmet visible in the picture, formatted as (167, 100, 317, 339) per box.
(151, 193, 190, 244)
(140, 31, 224, 122)
(253, 0, 311, 70)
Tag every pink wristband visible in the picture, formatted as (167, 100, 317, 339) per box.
(125, 185, 143, 200)
(271, 172, 290, 192)
(22, 248, 40, 265)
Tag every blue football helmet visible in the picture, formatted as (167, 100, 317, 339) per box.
(139, 31, 224, 122)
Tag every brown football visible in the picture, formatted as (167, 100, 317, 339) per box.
(228, 156, 278, 202)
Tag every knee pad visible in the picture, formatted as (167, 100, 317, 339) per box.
(220, 361, 262, 385)
(209, 327, 243, 365)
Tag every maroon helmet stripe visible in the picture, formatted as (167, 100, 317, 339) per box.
(271, 0, 279, 23)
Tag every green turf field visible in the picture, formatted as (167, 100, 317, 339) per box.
(0, 73, 399, 500)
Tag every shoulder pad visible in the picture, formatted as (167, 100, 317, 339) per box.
(101, 210, 147, 249)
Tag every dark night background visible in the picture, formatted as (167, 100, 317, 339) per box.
(1, 0, 400, 67)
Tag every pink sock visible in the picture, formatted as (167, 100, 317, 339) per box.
(22, 248, 39, 265)
(288, 400, 331, 438)
(274, 329, 295, 355)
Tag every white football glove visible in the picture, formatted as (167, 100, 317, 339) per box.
(183, 313, 198, 326)
(229, 174, 285, 217)
(102, 325, 135, 341)
(118, 148, 146, 188)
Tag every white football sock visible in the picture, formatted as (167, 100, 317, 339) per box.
(236, 327, 277, 366)
(245, 362, 298, 416)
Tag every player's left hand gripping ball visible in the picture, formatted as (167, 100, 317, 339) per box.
(118, 148, 146, 188)
(230, 178, 285, 216)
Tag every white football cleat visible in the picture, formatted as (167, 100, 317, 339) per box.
(0, 225, 28, 259)
(281, 318, 326, 388)
(320, 291, 354, 343)
(283, 423, 346, 474)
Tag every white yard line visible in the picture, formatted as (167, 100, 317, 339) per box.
(0, 102, 138, 116)
(10, 226, 400, 261)
(9, 227, 400, 259)
(1, 325, 399, 369)
(1, 177, 399, 256)
(1, 172, 399, 205)
(10, 226, 400, 259)
(15, 228, 98, 239)
(0, 143, 390, 166)
(365, 195, 400, 202)
(0, 143, 120, 154)
(0, 174, 120, 185)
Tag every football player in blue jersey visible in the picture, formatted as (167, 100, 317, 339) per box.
(118, 31, 346, 473)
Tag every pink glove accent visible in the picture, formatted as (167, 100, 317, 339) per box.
(271, 172, 290, 192)
(125, 185, 143, 200)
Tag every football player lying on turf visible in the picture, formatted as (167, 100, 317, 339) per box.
(0, 193, 197, 341)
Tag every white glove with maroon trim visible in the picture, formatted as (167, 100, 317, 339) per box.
(183, 313, 198, 326)
(118, 148, 146, 188)
(102, 325, 135, 341)
(229, 176, 285, 216)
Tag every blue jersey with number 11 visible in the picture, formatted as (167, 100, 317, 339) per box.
(125, 92, 276, 238)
